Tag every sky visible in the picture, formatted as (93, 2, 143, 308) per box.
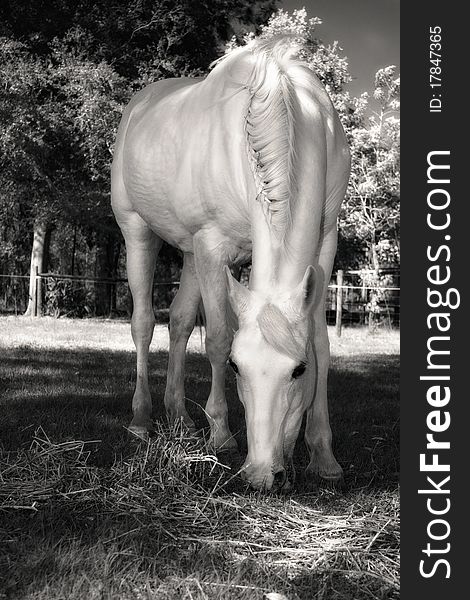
(280, 0, 400, 98)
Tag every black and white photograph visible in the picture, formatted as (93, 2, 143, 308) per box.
(0, 1, 424, 598)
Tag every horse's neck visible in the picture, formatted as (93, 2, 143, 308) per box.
(249, 151, 325, 293)
(249, 195, 321, 294)
(249, 201, 282, 293)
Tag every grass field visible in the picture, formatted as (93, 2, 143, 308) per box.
(0, 317, 399, 600)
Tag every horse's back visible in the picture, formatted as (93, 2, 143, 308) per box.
(112, 77, 200, 203)
(112, 41, 349, 260)
(112, 74, 254, 256)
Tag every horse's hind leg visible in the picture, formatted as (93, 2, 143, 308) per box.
(120, 213, 162, 438)
(164, 253, 201, 429)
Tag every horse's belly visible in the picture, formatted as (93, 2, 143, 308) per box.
(119, 77, 255, 260)
(124, 142, 252, 258)
(124, 156, 252, 258)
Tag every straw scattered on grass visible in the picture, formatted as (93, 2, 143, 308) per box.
(1, 424, 399, 600)
(1, 319, 399, 599)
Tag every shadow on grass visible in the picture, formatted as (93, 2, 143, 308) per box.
(0, 344, 399, 599)
(1, 512, 395, 600)
(0, 344, 399, 487)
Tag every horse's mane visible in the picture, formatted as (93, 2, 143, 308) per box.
(207, 36, 303, 237)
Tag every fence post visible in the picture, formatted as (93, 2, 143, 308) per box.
(335, 269, 343, 337)
(361, 276, 367, 325)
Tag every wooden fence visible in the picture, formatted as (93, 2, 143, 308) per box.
(0, 270, 400, 331)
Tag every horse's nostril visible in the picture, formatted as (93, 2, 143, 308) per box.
(273, 467, 287, 488)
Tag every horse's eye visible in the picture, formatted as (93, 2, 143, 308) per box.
(292, 363, 306, 379)
(228, 358, 239, 374)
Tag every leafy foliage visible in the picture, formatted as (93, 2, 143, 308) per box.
(44, 277, 92, 318)
(0, 0, 278, 311)
(0, 3, 399, 314)
(227, 8, 400, 271)
(1, 0, 278, 80)
(340, 66, 400, 269)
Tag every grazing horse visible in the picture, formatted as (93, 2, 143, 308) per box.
(111, 36, 350, 491)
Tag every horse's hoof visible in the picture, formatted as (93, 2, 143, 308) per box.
(321, 474, 346, 490)
(127, 424, 150, 441)
(212, 436, 239, 454)
(304, 466, 345, 490)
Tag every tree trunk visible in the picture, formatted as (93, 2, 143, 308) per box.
(94, 239, 111, 316)
(24, 222, 50, 317)
(371, 241, 380, 272)
(94, 235, 120, 316)
(368, 235, 380, 331)
(71, 225, 77, 276)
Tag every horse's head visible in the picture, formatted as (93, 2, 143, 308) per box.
(225, 265, 319, 491)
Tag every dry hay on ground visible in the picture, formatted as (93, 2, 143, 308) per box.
(0, 424, 399, 600)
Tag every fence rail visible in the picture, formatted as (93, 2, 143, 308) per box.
(0, 269, 400, 331)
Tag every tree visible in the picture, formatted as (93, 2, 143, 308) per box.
(338, 67, 400, 327)
(1, 1, 278, 80)
(0, 38, 59, 314)
(2, 3, 400, 316)
(340, 66, 400, 271)
(227, 9, 400, 273)
(225, 8, 373, 269)
(49, 29, 130, 314)
(0, 32, 130, 314)
(1, 1, 280, 315)
(227, 8, 365, 133)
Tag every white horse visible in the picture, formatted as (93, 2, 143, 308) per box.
(111, 36, 350, 491)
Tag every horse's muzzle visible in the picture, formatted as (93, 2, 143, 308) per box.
(240, 462, 289, 492)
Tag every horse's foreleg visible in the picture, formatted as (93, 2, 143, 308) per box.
(193, 235, 237, 451)
(164, 253, 201, 429)
(304, 230, 343, 482)
(304, 312, 343, 482)
(122, 214, 162, 438)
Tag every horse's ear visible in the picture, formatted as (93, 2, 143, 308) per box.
(291, 265, 322, 315)
(224, 266, 251, 316)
